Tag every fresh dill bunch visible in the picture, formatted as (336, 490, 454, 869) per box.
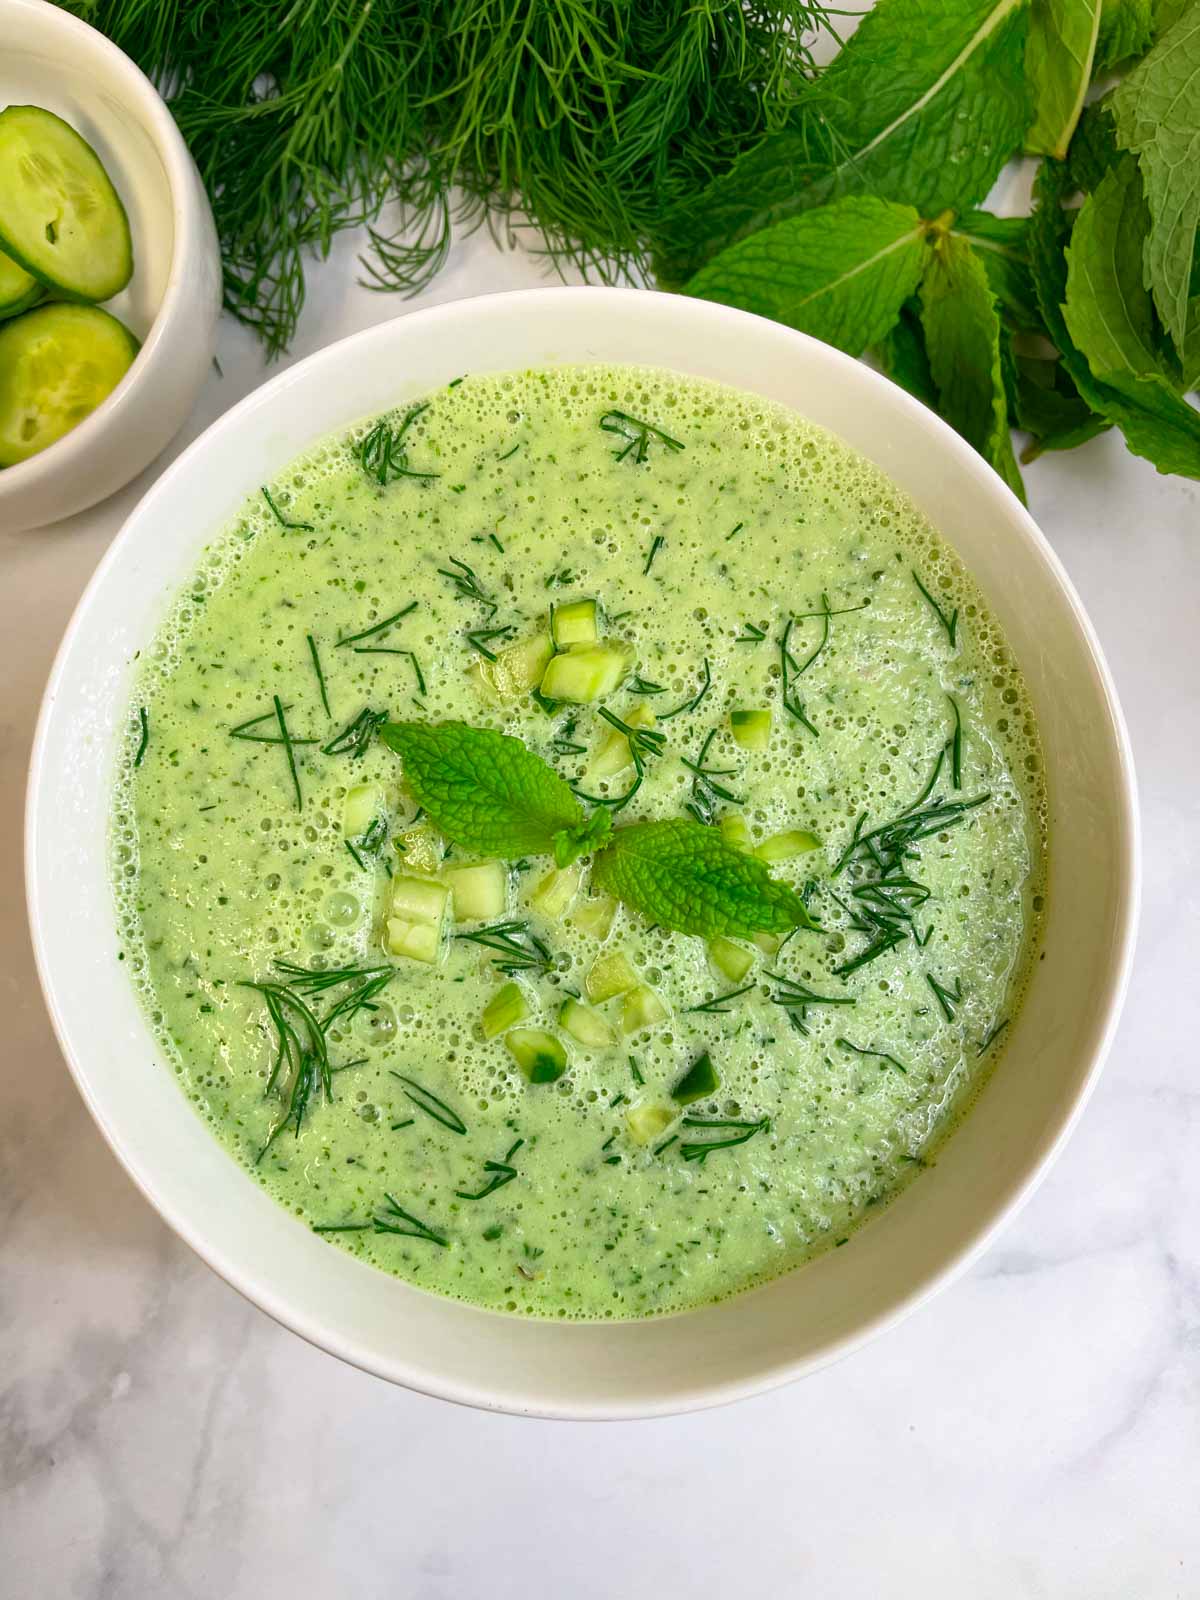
(63, 0, 834, 354)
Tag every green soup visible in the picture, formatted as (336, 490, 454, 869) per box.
(114, 363, 1045, 1321)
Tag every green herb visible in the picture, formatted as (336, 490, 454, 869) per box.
(681, 728, 743, 825)
(592, 817, 821, 941)
(336, 603, 417, 650)
(465, 625, 517, 661)
(390, 1070, 468, 1136)
(357, 405, 439, 484)
(315, 1195, 449, 1246)
(948, 695, 963, 788)
(1025, 0, 1102, 161)
(133, 706, 149, 767)
(630, 675, 666, 695)
(679, 1114, 770, 1163)
(643, 534, 666, 574)
(229, 705, 319, 746)
(455, 1155, 520, 1201)
(836, 1036, 908, 1073)
(260, 486, 313, 532)
(381, 720, 611, 866)
(455, 920, 553, 976)
(978, 1017, 1010, 1055)
(599, 410, 685, 464)
(438, 556, 496, 615)
(657, 658, 712, 721)
(306, 635, 331, 717)
(630, 1055, 645, 1085)
(767, 972, 854, 1020)
(272, 695, 303, 810)
(926, 972, 964, 1022)
(685, 981, 756, 1015)
(736, 623, 766, 644)
(321, 706, 388, 760)
(726, 521, 745, 540)
(911, 570, 959, 648)
(778, 621, 819, 736)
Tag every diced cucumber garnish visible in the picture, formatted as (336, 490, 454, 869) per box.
(626, 1103, 675, 1146)
(0, 304, 137, 466)
(444, 860, 508, 922)
(551, 598, 599, 648)
(719, 815, 752, 851)
(470, 632, 554, 702)
(0, 107, 133, 301)
(385, 918, 440, 963)
(730, 709, 772, 751)
(395, 821, 442, 873)
(343, 783, 385, 839)
(0, 249, 40, 319)
(622, 984, 669, 1034)
(587, 702, 656, 777)
(389, 874, 449, 924)
(709, 936, 755, 983)
(482, 980, 531, 1038)
(530, 863, 582, 919)
(558, 996, 614, 1048)
(754, 931, 782, 956)
(539, 640, 634, 703)
(754, 829, 821, 863)
(585, 950, 639, 1003)
(506, 1027, 569, 1084)
(569, 893, 617, 941)
(672, 1051, 720, 1105)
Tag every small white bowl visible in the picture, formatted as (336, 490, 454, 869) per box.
(0, 0, 220, 531)
(27, 288, 1139, 1418)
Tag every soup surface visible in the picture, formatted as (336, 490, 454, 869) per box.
(114, 363, 1045, 1320)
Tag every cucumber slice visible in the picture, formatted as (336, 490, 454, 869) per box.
(587, 703, 656, 778)
(569, 892, 617, 941)
(469, 632, 553, 702)
(0, 304, 137, 466)
(444, 860, 508, 922)
(530, 863, 582, 919)
(730, 709, 772, 751)
(343, 783, 385, 839)
(482, 980, 531, 1039)
(754, 829, 821, 863)
(0, 249, 40, 318)
(395, 821, 442, 872)
(672, 1051, 720, 1105)
(709, 936, 754, 983)
(539, 640, 634, 703)
(0, 107, 133, 301)
(506, 1028, 569, 1084)
(558, 996, 614, 1048)
(551, 598, 599, 648)
(719, 814, 752, 851)
(622, 984, 669, 1034)
(585, 950, 639, 1003)
(626, 1103, 674, 1146)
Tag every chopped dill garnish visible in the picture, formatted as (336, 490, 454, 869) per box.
(767, 972, 854, 1021)
(679, 1115, 769, 1163)
(736, 622, 766, 644)
(685, 981, 756, 1015)
(455, 920, 553, 975)
(497, 444, 520, 462)
(390, 1070, 468, 1136)
(654, 1134, 678, 1156)
(321, 706, 388, 759)
(658, 657, 712, 721)
(836, 1036, 907, 1073)
(273, 695, 303, 810)
(948, 694, 963, 789)
(260, 486, 313, 531)
(599, 409, 685, 465)
(597, 706, 666, 761)
(466, 624, 517, 661)
(643, 533, 665, 574)
(925, 973, 963, 1023)
(229, 705, 319, 746)
(357, 405, 439, 484)
(455, 1140, 523, 1200)
(726, 521, 744, 541)
(778, 618, 819, 736)
(630, 675, 665, 695)
(306, 634, 331, 717)
(438, 555, 496, 615)
(681, 727, 743, 823)
(315, 1195, 448, 1246)
(978, 1018, 1010, 1056)
(630, 1055, 644, 1085)
(912, 569, 959, 647)
(133, 706, 149, 767)
(336, 602, 417, 649)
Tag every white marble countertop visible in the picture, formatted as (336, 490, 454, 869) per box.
(3, 218, 1198, 1598)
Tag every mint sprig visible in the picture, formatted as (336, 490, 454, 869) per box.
(591, 818, 820, 941)
(380, 721, 610, 868)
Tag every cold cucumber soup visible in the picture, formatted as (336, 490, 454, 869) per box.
(113, 363, 1046, 1321)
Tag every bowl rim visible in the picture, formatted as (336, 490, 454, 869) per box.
(25, 286, 1141, 1418)
(0, 0, 207, 497)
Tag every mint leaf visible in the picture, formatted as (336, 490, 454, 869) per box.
(380, 721, 610, 863)
(1094, 0, 1155, 72)
(953, 210, 1045, 332)
(1030, 158, 1200, 475)
(1111, 4, 1200, 355)
(1066, 99, 1121, 191)
(919, 234, 1027, 500)
(878, 302, 939, 406)
(1064, 157, 1171, 377)
(1026, 0, 1102, 159)
(653, 0, 1031, 285)
(591, 819, 820, 941)
(1011, 352, 1112, 455)
(684, 197, 926, 357)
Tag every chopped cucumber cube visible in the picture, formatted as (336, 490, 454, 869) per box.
(444, 860, 508, 922)
(626, 1103, 675, 1146)
(530, 862, 582, 919)
(755, 829, 821, 863)
(730, 709, 772, 751)
(506, 1027, 569, 1084)
(569, 893, 617, 941)
(587, 702, 656, 777)
(389, 874, 449, 925)
(395, 822, 442, 873)
(622, 984, 669, 1034)
(539, 640, 634, 703)
(672, 1051, 721, 1105)
(343, 783, 385, 839)
(482, 980, 531, 1039)
(709, 936, 755, 983)
(558, 996, 614, 1048)
(385, 918, 441, 964)
(719, 815, 752, 851)
(585, 950, 640, 1003)
(470, 632, 554, 702)
(551, 598, 599, 648)
(754, 931, 781, 957)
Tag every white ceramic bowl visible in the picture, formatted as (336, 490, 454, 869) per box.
(27, 288, 1139, 1418)
(0, 0, 221, 532)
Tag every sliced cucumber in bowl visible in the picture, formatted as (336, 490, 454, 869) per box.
(0, 303, 139, 467)
(0, 249, 42, 319)
(0, 105, 133, 302)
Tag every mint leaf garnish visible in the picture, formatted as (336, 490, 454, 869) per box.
(1093, 0, 1154, 77)
(654, 0, 1030, 284)
(380, 721, 610, 861)
(953, 210, 1044, 334)
(877, 302, 939, 407)
(684, 197, 927, 357)
(1025, 0, 1102, 161)
(591, 819, 820, 941)
(1010, 352, 1111, 456)
(1111, 3, 1200, 356)
(918, 234, 1028, 501)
